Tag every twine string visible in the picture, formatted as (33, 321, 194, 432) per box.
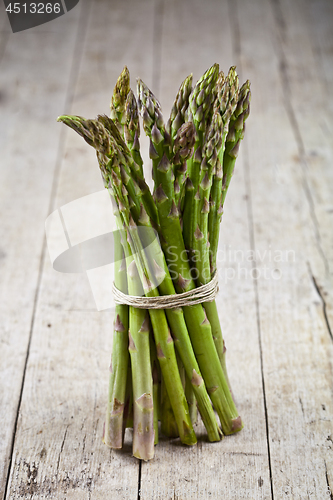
(112, 272, 219, 309)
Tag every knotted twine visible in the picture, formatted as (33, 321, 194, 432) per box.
(112, 272, 219, 309)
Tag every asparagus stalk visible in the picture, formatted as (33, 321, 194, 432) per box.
(149, 326, 160, 444)
(160, 373, 179, 438)
(98, 113, 159, 226)
(104, 71, 132, 448)
(58, 112, 155, 458)
(110, 66, 131, 133)
(114, 193, 155, 460)
(103, 230, 129, 449)
(193, 110, 223, 286)
(126, 259, 155, 460)
(137, 206, 221, 441)
(205, 81, 251, 387)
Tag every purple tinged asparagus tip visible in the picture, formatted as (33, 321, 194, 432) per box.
(231, 416, 243, 432)
(229, 140, 241, 159)
(194, 188, 201, 201)
(114, 314, 125, 332)
(197, 88, 206, 106)
(155, 184, 168, 203)
(136, 393, 154, 411)
(200, 313, 210, 326)
(191, 369, 204, 387)
(185, 177, 194, 191)
(138, 204, 150, 225)
(128, 213, 137, 229)
(167, 328, 173, 343)
(201, 172, 210, 190)
(194, 224, 204, 241)
(177, 274, 191, 291)
(128, 330, 137, 352)
(201, 198, 210, 214)
(118, 199, 126, 213)
(139, 313, 150, 333)
(152, 259, 166, 282)
(168, 199, 179, 219)
(149, 139, 159, 159)
(194, 146, 202, 163)
(151, 122, 164, 145)
(156, 343, 166, 359)
(157, 153, 171, 173)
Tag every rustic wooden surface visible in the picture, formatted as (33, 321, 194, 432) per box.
(0, 0, 332, 498)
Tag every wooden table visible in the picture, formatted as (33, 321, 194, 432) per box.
(0, 0, 332, 498)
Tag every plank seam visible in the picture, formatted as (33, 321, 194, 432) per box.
(324, 460, 333, 500)
(243, 139, 275, 500)
(3, 3, 91, 499)
(307, 263, 333, 342)
(270, 0, 330, 276)
(56, 425, 69, 475)
(137, 460, 142, 500)
(228, 1, 275, 498)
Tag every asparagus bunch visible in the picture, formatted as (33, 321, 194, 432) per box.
(57, 63, 251, 460)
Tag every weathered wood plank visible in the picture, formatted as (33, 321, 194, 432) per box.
(235, 0, 333, 498)
(0, 6, 83, 499)
(5, 0, 158, 498)
(140, 1, 272, 498)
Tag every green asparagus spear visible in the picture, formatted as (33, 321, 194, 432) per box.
(104, 230, 129, 449)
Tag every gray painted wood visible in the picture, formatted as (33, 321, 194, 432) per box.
(0, 4, 84, 497)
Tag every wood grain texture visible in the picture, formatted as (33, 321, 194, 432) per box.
(0, 4, 83, 498)
(235, 0, 333, 497)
